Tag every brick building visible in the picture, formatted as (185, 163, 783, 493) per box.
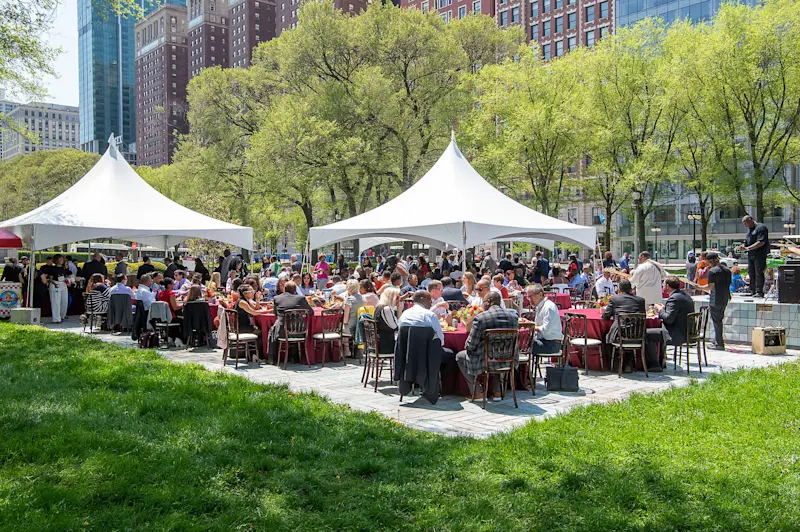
(229, 0, 277, 68)
(188, 0, 229, 79)
(277, 0, 369, 36)
(399, 0, 495, 19)
(135, 3, 190, 167)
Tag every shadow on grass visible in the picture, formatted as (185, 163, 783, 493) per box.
(0, 324, 798, 531)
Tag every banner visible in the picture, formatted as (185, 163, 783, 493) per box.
(0, 282, 22, 318)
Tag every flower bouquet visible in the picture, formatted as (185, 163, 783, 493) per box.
(454, 304, 483, 332)
(596, 295, 611, 308)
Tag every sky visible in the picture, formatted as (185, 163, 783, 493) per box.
(40, 0, 80, 107)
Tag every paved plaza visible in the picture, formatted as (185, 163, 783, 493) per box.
(46, 321, 798, 438)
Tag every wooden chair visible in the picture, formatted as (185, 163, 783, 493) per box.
(361, 318, 394, 392)
(221, 308, 258, 369)
(471, 328, 519, 409)
(83, 292, 108, 334)
(673, 311, 705, 375)
(517, 323, 535, 393)
(610, 313, 648, 378)
(564, 312, 604, 374)
(543, 291, 564, 310)
(566, 287, 582, 303)
(571, 300, 593, 309)
(276, 309, 311, 369)
(313, 308, 344, 366)
(520, 310, 536, 322)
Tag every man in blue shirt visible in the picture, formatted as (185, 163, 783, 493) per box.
(568, 265, 590, 292)
(619, 252, 631, 272)
(397, 290, 444, 345)
(533, 251, 550, 285)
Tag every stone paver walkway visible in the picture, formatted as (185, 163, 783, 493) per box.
(46, 320, 798, 438)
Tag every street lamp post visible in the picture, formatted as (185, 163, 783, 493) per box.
(651, 227, 662, 261)
(687, 211, 701, 255)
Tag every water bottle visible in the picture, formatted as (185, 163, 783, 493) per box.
(451, 318, 458, 329)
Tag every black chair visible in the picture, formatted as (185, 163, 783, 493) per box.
(673, 311, 705, 375)
(182, 301, 213, 348)
(472, 329, 520, 409)
(276, 309, 311, 369)
(362, 318, 394, 392)
(222, 308, 258, 369)
(564, 312, 604, 374)
(610, 313, 648, 378)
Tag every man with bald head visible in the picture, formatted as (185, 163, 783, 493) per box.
(741, 215, 769, 297)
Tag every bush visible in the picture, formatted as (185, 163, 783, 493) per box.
(104, 261, 167, 278)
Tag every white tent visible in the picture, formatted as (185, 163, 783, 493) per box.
(0, 136, 253, 252)
(309, 133, 595, 252)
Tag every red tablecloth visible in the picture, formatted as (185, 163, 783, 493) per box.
(440, 325, 530, 396)
(554, 293, 572, 310)
(253, 307, 342, 365)
(559, 308, 661, 371)
(209, 303, 218, 322)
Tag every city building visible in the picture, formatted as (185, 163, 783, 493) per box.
(616, 0, 757, 28)
(135, 3, 190, 167)
(78, 0, 138, 161)
(399, 0, 495, 20)
(229, 0, 276, 68)
(188, 0, 230, 79)
(0, 89, 18, 161)
(277, 0, 368, 36)
(1, 102, 80, 161)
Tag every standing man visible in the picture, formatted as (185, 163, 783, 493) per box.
(219, 249, 233, 285)
(533, 251, 550, 285)
(630, 251, 665, 306)
(81, 252, 106, 280)
(741, 215, 770, 297)
(137, 256, 156, 279)
(706, 252, 732, 350)
(480, 251, 497, 274)
(291, 254, 303, 274)
(114, 252, 128, 276)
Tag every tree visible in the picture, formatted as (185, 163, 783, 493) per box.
(577, 19, 682, 255)
(0, 149, 99, 220)
(668, 1, 800, 219)
(464, 45, 578, 218)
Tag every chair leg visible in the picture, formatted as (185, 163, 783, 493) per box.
(222, 347, 228, 366)
(583, 345, 589, 376)
(641, 346, 648, 378)
(321, 339, 326, 367)
(598, 345, 605, 372)
(374, 358, 381, 393)
(471, 371, 478, 404)
(531, 358, 538, 396)
(481, 374, 488, 410)
(696, 343, 703, 373)
(673, 345, 678, 370)
(614, 346, 622, 378)
(702, 339, 708, 366)
(510, 368, 518, 408)
(361, 353, 370, 385)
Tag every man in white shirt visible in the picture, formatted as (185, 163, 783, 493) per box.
(525, 284, 563, 355)
(397, 290, 445, 345)
(595, 269, 616, 297)
(630, 251, 665, 305)
(135, 274, 156, 311)
(426, 279, 449, 318)
(108, 274, 135, 298)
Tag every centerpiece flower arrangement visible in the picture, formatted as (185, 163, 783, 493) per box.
(454, 305, 483, 331)
(596, 295, 612, 308)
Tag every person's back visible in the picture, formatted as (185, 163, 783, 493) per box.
(466, 304, 518, 359)
(660, 289, 694, 345)
(602, 291, 645, 321)
(273, 291, 311, 315)
(442, 286, 466, 302)
(137, 261, 156, 279)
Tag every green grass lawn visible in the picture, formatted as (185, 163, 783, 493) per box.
(1, 324, 799, 531)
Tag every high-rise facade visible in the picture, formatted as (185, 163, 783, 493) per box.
(0, 90, 18, 161)
(229, 0, 277, 68)
(399, 0, 495, 21)
(616, 0, 756, 28)
(276, 0, 368, 36)
(188, 0, 230, 79)
(135, 3, 190, 167)
(1, 103, 80, 161)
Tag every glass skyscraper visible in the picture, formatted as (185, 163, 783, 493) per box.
(78, 0, 185, 161)
(617, 0, 757, 28)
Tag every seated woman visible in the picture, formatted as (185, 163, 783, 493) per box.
(550, 267, 568, 285)
(359, 279, 380, 308)
(157, 278, 184, 347)
(730, 265, 747, 292)
(298, 273, 316, 296)
(235, 284, 271, 357)
(374, 287, 402, 355)
(185, 285, 204, 302)
(84, 273, 111, 316)
(207, 272, 221, 298)
(461, 272, 477, 297)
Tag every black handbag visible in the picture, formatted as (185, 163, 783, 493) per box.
(545, 364, 579, 392)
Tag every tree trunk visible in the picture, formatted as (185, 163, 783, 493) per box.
(604, 213, 613, 252)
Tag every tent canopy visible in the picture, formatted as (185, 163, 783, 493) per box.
(310, 133, 595, 251)
(0, 136, 253, 251)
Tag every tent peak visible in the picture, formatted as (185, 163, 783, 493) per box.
(451, 129, 456, 142)
(106, 133, 123, 160)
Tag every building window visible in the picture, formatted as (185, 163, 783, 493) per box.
(531, 24, 538, 41)
(543, 43, 551, 59)
(458, 6, 466, 18)
(555, 39, 564, 56)
(472, 0, 481, 11)
(599, 25, 609, 38)
(592, 207, 604, 225)
(542, 19, 550, 36)
(543, 0, 550, 13)
(585, 29, 595, 46)
(568, 35, 577, 50)
(554, 0, 561, 9)
(600, 0, 608, 18)
(500, 10, 508, 25)
(422, 0, 428, 12)
(511, 7, 520, 22)
(567, 11, 576, 29)
(654, 206, 676, 223)
(585, 5, 594, 22)
(531, 1, 538, 17)
(555, 15, 562, 33)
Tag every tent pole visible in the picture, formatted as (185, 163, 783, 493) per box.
(461, 222, 467, 273)
(27, 235, 35, 309)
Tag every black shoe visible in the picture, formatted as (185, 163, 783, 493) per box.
(712, 344, 725, 350)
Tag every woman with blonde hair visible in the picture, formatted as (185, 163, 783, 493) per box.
(461, 271, 477, 297)
(341, 279, 363, 358)
(374, 287, 402, 355)
(208, 271, 221, 294)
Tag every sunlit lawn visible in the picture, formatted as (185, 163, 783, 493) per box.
(0, 323, 798, 531)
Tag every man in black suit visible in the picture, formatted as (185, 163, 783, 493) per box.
(440, 276, 466, 302)
(136, 256, 156, 279)
(498, 252, 514, 273)
(267, 281, 312, 360)
(648, 277, 695, 371)
(602, 279, 646, 372)
(81, 252, 107, 280)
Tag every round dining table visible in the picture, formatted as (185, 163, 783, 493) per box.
(559, 308, 661, 371)
(253, 307, 342, 365)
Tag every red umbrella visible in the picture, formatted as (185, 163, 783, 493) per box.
(0, 229, 23, 249)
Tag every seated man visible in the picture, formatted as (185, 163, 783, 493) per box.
(267, 281, 313, 361)
(173, 270, 188, 291)
(648, 276, 695, 371)
(425, 279, 450, 318)
(401, 274, 420, 295)
(456, 291, 519, 401)
(602, 279, 646, 372)
(108, 274, 135, 298)
(440, 276, 466, 302)
(525, 284, 563, 355)
(594, 269, 616, 297)
(135, 274, 156, 311)
(397, 290, 445, 346)
(568, 265, 590, 293)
